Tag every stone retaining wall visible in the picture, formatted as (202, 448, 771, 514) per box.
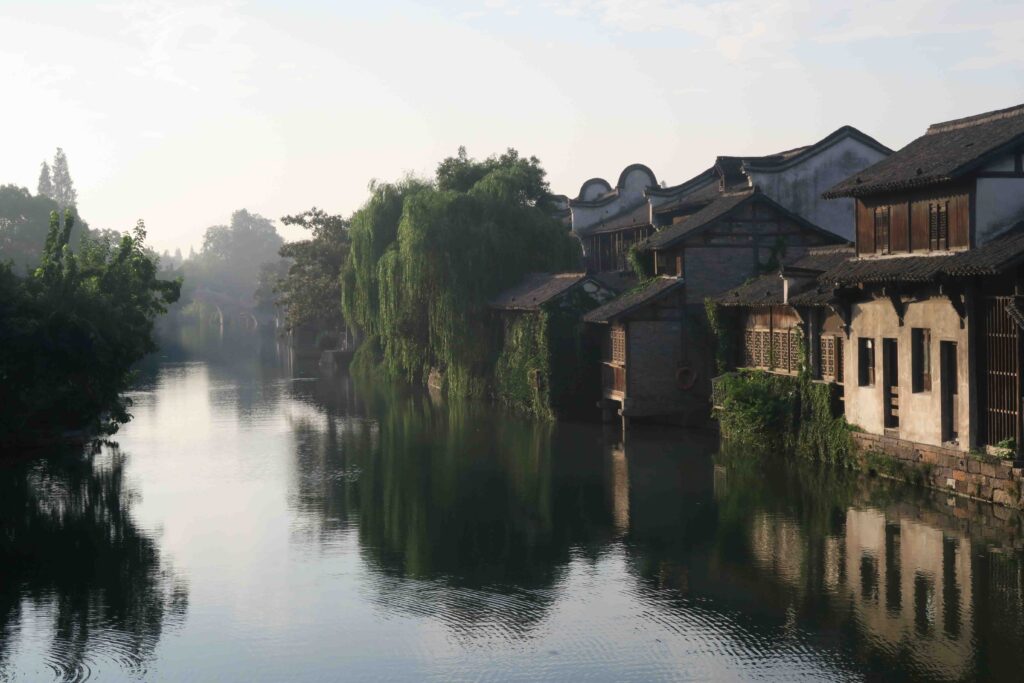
(852, 432, 1024, 509)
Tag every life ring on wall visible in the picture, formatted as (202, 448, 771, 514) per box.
(676, 366, 698, 390)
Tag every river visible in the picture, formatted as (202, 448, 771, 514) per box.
(2, 325, 1023, 681)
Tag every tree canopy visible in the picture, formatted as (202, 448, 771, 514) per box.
(184, 209, 284, 308)
(342, 148, 581, 397)
(0, 184, 91, 273)
(274, 207, 350, 330)
(0, 212, 180, 444)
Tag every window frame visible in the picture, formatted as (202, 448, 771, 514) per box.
(929, 201, 949, 251)
(911, 328, 932, 393)
(874, 206, 891, 254)
(858, 337, 876, 387)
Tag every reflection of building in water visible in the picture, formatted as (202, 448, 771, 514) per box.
(753, 505, 974, 679)
(606, 443, 630, 536)
(749, 513, 807, 589)
(834, 509, 972, 678)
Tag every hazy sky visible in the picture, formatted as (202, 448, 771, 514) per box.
(2, 0, 1023, 253)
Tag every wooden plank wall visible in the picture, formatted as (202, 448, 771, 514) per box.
(856, 187, 971, 256)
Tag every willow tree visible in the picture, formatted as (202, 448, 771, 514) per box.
(341, 149, 579, 397)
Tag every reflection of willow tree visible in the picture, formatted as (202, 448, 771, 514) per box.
(0, 448, 187, 678)
(288, 379, 615, 635)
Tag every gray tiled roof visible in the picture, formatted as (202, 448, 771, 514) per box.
(825, 103, 1024, 198)
(715, 248, 853, 307)
(583, 277, 685, 323)
(490, 272, 587, 311)
(643, 190, 754, 249)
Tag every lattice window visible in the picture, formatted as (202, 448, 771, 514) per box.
(821, 336, 835, 380)
(789, 331, 800, 373)
(611, 327, 626, 363)
(773, 331, 790, 370)
(756, 330, 770, 368)
(744, 330, 756, 367)
(929, 201, 948, 251)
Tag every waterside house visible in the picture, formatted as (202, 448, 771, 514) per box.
(821, 102, 1024, 455)
(716, 102, 1024, 459)
(647, 126, 892, 242)
(582, 276, 688, 428)
(569, 126, 888, 426)
(713, 246, 855, 384)
(490, 272, 617, 417)
(569, 164, 661, 274)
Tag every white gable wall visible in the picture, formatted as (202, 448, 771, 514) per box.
(571, 166, 657, 234)
(748, 136, 890, 240)
(976, 177, 1024, 244)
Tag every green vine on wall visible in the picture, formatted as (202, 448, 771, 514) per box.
(704, 298, 736, 375)
(627, 244, 653, 280)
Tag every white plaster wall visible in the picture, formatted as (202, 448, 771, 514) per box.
(976, 177, 1024, 244)
(842, 297, 972, 450)
(748, 137, 890, 240)
(580, 180, 611, 201)
(571, 167, 657, 234)
(620, 167, 655, 196)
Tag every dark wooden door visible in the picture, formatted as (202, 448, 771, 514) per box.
(941, 341, 958, 443)
(883, 338, 899, 429)
(981, 297, 1020, 447)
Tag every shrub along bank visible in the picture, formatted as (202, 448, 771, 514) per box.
(714, 369, 852, 466)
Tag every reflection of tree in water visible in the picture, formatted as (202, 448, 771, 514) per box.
(283, 370, 1024, 678)
(0, 446, 187, 680)
(287, 379, 616, 639)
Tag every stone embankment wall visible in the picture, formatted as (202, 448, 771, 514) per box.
(852, 432, 1024, 509)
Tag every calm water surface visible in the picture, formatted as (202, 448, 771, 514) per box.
(2, 326, 1024, 681)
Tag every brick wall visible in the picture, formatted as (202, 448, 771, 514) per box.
(852, 431, 1024, 509)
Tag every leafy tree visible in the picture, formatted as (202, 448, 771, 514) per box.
(0, 212, 180, 445)
(342, 149, 580, 397)
(275, 207, 350, 330)
(185, 209, 284, 308)
(0, 184, 90, 272)
(254, 258, 290, 314)
(51, 147, 77, 210)
(37, 160, 53, 199)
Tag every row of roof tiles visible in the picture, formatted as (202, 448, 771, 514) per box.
(717, 223, 1024, 308)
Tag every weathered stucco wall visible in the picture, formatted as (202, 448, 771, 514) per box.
(976, 177, 1024, 245)
(748, 137, 890, 240)
(843, 296, 974, 450)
